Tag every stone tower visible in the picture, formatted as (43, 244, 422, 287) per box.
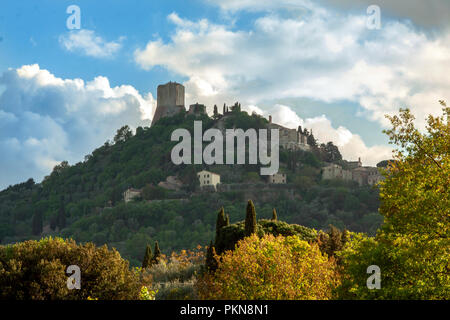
(151, 81, 185, 125)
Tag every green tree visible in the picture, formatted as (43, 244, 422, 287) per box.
(142, 244, 153, 269)
(0, 237, 141, 299)
(338, 104, 450, 299)
(215, 207, 227, 243)
(244, 200, 257, 237)
(31, 210, 43, 236)
(57, 206, 66, 229)
(152, 241, 161, 265)
(114, 125, 133, 144)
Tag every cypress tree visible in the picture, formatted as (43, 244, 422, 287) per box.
(225, 214, 230, 226)
(205, 241, 218, 273)
(272, 208, 277, 221)
(142, 244, 153, 269)
(244, 200, 257, 237)
(152, 241, 161, 264)
(31, 210, 43, 236)
(215, 207, 227, 243)
(57, 206, 66, 229)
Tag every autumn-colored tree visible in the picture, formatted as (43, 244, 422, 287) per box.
(338, 104, 450, 299)
(142, 244, 153, 269)
(244, 200, 257, 237)
(197, 234, 339, 300)
(272, 208, 278, 221)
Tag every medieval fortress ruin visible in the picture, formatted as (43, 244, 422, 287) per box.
(151, 81, 383, 188)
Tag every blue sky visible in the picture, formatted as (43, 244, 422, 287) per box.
(1, 0, 449, 189)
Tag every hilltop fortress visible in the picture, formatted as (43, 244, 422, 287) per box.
(152, 81, 312, 152)
(150, 81, 384, 187)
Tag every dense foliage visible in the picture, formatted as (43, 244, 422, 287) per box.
(0, 237, 141, 300)
(197, 234, 339, 300)
(337, 104, 450, 299)
(0, 110, 381, 268)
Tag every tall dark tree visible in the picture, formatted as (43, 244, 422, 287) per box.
(215, 207, 227, 243)
(152, 241, 161, 264)
(31, 210, 43, 236)
(57, 206, 66, 229)
(113, 125, 133, 144)
(244, 200, 257, 237)
(213, 104, 219, 119)
(320, 142, 342, 162)
(307, 132, 318, 148)
(205, 241, 218, 273)
(272, 208, 278, 221)
(142, 244, 153, 269)
(223, 103, 226, 114)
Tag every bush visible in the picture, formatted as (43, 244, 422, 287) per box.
(141, 248, 204, 300)
(215, 219, 317, 255)
(0, 237, 141, 300)
(197, 234, 340, 300)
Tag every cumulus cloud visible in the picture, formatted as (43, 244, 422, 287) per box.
(207, 0, 450, 28)
(245, 104, 393, 166)
(0, 64, 155, 189)
(134, 9, 450, 130)
(59, 29, 125, 58)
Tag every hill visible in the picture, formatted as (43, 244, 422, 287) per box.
(0, 109, 382, 266)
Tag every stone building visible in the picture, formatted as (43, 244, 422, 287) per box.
(123, 188, 141, 203)
(322, 164, 352, 181)
(151, 81, 185, 125)
(197, 170, 221, 190)
(188, 103, 207, 116)
(268, 173, 287, 184)
(268, 119, 310, 151)
(322, 163, 383, 186)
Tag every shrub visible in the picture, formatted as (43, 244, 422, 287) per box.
(0, 237, 141, 300)
(215, 219, 317, 255)
(197, 234, 340, 300)
(141, 248, 204, 300)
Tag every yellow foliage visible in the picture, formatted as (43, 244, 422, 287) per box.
(197, 234, 340, 300)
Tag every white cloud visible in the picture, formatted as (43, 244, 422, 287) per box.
(244, 104, 392, 166)
(59, 29, 125, 58)
(134, 9, 450, 132)
(0, 64, 155, 189)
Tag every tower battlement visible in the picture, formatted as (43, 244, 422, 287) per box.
(151, 82, 185, 125)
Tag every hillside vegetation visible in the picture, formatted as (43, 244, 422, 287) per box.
(0, 109, 381, 266)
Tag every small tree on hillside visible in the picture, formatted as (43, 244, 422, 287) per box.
(57, 206, 66, 229)
(205, 241, 218, 273)
(31, 210, 43, 236)
(244, 200, 257, 237)
(152, 241, 161, 265)
(215, 207, 228, 243)
(142, 244, 153, 269)
(272, 208, 278, 221)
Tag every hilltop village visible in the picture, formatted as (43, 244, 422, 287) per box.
(123, 81, 384, 203)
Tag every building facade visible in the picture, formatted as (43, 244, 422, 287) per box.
(322, 163, 383, 186)
(268, 173, 287, 184)
(197, 170, 221, 190)
(123, 188, 141, 203)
